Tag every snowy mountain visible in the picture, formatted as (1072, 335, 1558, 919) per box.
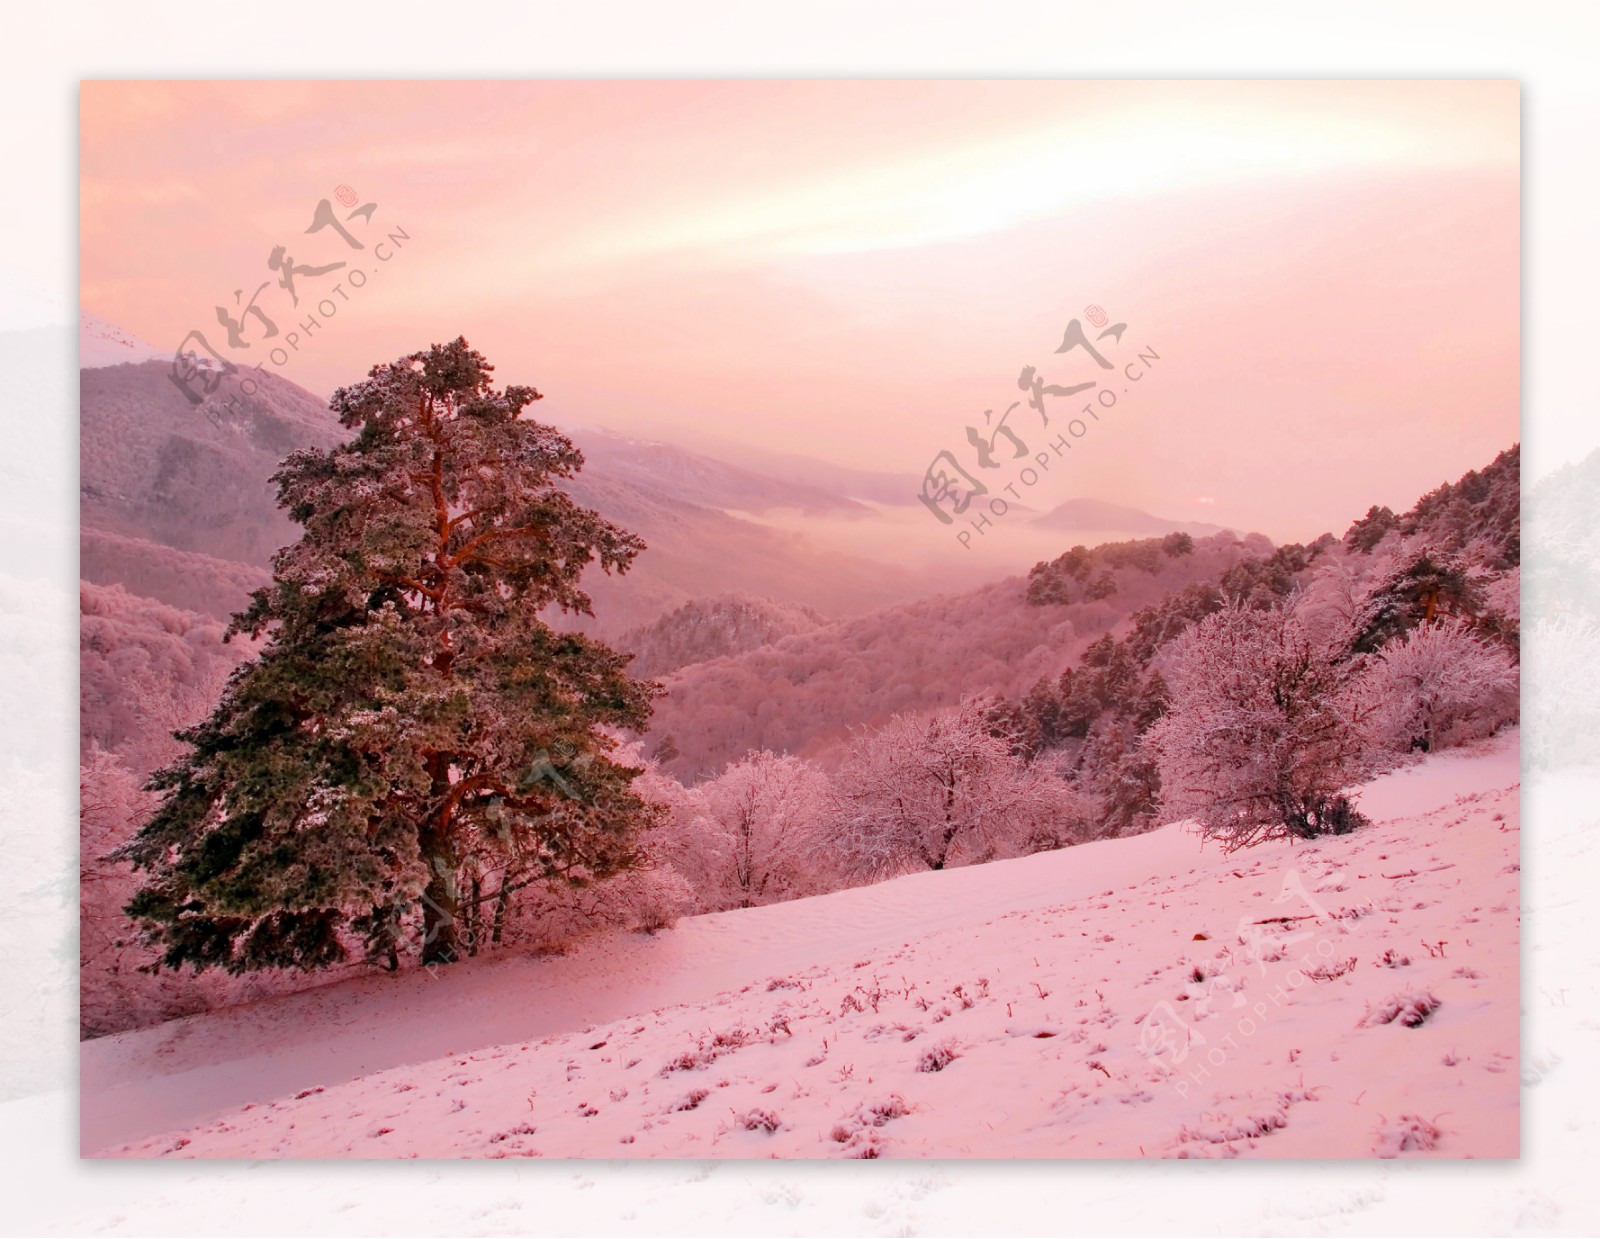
(79, 313, 168, 369)
(1031, 497, 1227, 538)
(621, 423, 929, 507)
(76, 338, 954, 634)
(563, 424, 874, 517)
(81, 356, 343, 571)
(82, 733, 1520, 1159)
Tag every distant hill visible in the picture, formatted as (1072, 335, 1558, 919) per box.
(639, 443, 1522, 784)
(80, 358, 345, 567)
(80, 314, 167, 368)
(80, 527, 270, 621)
(641, 532, 1266, 781)
(612, 422, 927, 507)
(77, 331, 967, 658)
(1030, 497, 1226, 537)
(618, 594, 826, 679)
(563, 425, 873, 517)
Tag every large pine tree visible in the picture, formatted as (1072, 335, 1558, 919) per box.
(123, 339, 659, 970)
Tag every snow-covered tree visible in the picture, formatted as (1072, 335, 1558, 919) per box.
(829, 697, 1078, 878)
(1350, 549, 1481, 654)
(1294, 549, 1374, 653)
(693, 750, 830, 909)
(122, 339, 659, 972)
(1144, 603, 1372, 851)
(1076, 714, 1163, 839)
(1343, 504, 1400, 554)
(1361, 620, 1519, 753)
(80, 745, 153, 1032)
(623, 751, 714, 898)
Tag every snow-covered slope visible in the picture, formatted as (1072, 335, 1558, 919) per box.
(79, 313, 167, 368)
(83, 733, 1519, 1159)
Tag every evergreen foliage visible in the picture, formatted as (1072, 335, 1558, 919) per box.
(123, 339, 659, 971)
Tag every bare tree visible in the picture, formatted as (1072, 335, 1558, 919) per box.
(1144, 603, 1372, 851)
(1362, 620, 1518, 753)
(696, 750, 830, 908)
(829, 697, 1078, 878)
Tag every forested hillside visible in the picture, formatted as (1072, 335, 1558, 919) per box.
(983, 445, 1521, 839)
(77, 337, 1522, 1040)
(641, 532, 1272, 780)
(618, 594, 826, 678)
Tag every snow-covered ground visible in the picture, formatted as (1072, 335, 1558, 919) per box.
(83, 732, 1520, 1160)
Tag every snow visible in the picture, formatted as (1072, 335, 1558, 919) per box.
(82, 731, 1520, 1160)
(79, 313, 167, 369)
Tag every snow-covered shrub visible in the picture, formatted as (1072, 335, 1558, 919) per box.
(660, 1026, 756, 1075)
(612, 866, 697, 934)
(1176, 1111, 1288, 1145)
(1361, 990, 1440, 1028)
(1144, 603, 1373, 851)
(1360, 620, 1518, 753)
(1305, 957, 1358, 982)
(829, 698, 1082, 878)
(917, 1040, 960, 1072)
(479, 859, 695, 955)
(865, 1095, 912, 1124)
(1375, 1113, 1441, 1157)
(692, 750, 832, 909)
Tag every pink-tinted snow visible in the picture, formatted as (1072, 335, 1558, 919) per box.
(82, 732, 1519, 1159)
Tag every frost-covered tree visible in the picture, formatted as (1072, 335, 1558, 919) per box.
(80, 745, 152, 1031)
(466, 746, 702, 952)
(625, 751, 714, 896)
(1078, 713, 1163, 839)
(1350, 550, 1481, 654)
(122, 339, 658, 971)
(1343, 504, 1399, 554)
(1144, 603, 1372, 851)
(829, 697, 1077, 877)
(1361, 621, 1519, 753)
(695, 750, 830, 908)
(1294, 549, 1373, 653)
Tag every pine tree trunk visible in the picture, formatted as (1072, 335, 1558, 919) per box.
(420, 833, 462, 965)
(420, 747, 461, 965)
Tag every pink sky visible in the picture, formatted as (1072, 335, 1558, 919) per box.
(80, 80, 1518, 542)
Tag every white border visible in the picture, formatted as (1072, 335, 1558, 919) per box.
(5, 3, 1595, 1234)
